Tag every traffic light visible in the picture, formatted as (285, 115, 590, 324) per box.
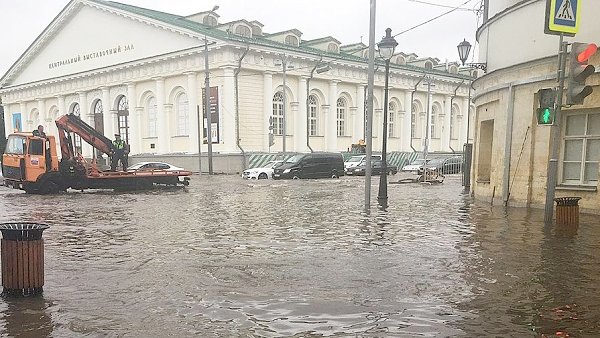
(566, 42, 597, 105)
(537, 88, 556, 125)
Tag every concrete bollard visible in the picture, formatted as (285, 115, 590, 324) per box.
(0, 223, 49, 297)
(554, 197, 582, 226)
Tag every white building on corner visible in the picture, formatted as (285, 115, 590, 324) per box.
(1, 0, 474, 172)
(472, 0, 600, 213)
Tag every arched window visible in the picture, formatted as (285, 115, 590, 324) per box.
(272, 92, 285, 135)
(147, 96, 157, 137)
(203, 16, 217, 27)
(449, 65, 458, 74)
(425, 61, 433, 70)
(176, 93, 189, 136)
(117, 96, 129, 144)
(327, 43, 338, 53)
(396, 56, 406, 65)
(308, 95, 319, 136)
(285, 35, 298, 46)
(234, 25, 251, 38)
(388, 102, 396, 138)
(71, 103, 82, 154)
(336, 98, 347, 136)
(431, 105, 439, 138)
(93, 100, 104, 135)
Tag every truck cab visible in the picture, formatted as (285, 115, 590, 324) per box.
(2, 133, 59, 191)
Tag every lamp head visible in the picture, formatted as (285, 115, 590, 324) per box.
(377, 28, 398, 61)
(457, 39, 472, 66)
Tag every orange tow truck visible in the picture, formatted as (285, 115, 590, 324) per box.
(2, 114, 191, 194)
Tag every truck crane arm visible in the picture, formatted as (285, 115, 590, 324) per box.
(55, 114, 116, 160)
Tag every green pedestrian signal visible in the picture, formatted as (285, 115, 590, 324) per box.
(537, 88, 556, 125)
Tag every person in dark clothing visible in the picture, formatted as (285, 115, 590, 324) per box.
(32, 125, 46, 138)
(110, 134, 129, 171)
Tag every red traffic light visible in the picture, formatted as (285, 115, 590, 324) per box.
(577, 43, 598, 63)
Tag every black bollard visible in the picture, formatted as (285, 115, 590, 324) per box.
(0, 223, 49, 297)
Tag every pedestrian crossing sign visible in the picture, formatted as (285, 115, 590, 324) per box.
(545, 0, 580, 36)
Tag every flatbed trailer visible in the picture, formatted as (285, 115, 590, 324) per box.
(1, 114, 191, 194)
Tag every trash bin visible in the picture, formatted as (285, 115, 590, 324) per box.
(0, 222, 49, 296)
(554, 197, 582, 226)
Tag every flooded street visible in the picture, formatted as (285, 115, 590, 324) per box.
(0, 175, 599, 337)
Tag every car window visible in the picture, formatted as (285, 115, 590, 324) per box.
(140, 164, 152, 170)
(157, 164, 170, 170)
(347, 156, 363, 163)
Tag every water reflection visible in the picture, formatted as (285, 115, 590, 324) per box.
(0, 296, 53, 337)
(0, 175, 598, 336)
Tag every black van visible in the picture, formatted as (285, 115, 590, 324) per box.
(272, 152, 345, 179)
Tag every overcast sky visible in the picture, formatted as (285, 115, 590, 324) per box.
(0, 0, 482, 76)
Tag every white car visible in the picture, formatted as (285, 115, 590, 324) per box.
(401, 159, 431, 173)
(127, 162, 185, 172)
(242, 160, 283, 179)
(344, 154, 382, 171)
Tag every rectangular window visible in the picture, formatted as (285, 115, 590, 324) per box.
(337, 107, 345, 136)
(388, 111, 395, 137)
(561, 111, 600, 185)
(273, 101, 284, 135)
(309, 106, 318, 136)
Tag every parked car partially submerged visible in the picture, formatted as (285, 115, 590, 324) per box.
(242, 160, 283, 179)
(417, 156, 463, 175)
(127, 162, 185, 172)
(347, 159, 397, 176)
(401, 159, 430, 173)
(344, 154, 382, 171)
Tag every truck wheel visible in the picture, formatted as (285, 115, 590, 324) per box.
(292, 175, 300, 179)
(331, 171, 339, 178)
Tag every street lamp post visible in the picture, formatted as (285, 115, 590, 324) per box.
(457, 39, 485, 189)
(377, 28, 398, 207)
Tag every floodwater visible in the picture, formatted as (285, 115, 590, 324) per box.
(0, 174, 598, 337)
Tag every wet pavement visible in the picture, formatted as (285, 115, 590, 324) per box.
(0, 174, 598, 337)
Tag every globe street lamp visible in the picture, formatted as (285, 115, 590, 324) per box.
(377, 28, 398, 207)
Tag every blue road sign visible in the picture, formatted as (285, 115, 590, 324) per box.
(545, 0, 581, 36)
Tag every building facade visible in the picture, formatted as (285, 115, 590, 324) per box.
(473, 0, 600, 213)
(0, 0, 473, 172)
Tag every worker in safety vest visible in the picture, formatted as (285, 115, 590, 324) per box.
(110, 134, 129, 171)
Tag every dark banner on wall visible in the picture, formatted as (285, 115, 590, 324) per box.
(201, 86, 220, 144)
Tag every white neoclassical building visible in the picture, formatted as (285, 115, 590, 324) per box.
(473, 0, 600, 213)
(0, 0, 474, 171)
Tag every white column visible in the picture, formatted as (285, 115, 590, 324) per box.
(56, 95, 66, 136)
(296, 77, 308, 152)
(349, 107, 358, 145)
(442, 95, 452, 151)
(374, 109, 382, 150)
(327, 80, 338, 151)
(127, 83, 138, 155)
(37, 99, 47, 131)
(263, 72, 273, 151)
(77, 92, 92, 158)
(135, 107, 144, 153)
(426, 90, 433, 150)
(186, 72, 199, 153)
(20, 102, 29, 131)
(222, 67, 236, 152)
(355, 84, 365, 141)
(155, 78, 168, 153)
(164, 104, 173, 154)
(101, 87, 112, 138)
(402, 90, 412, 151)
